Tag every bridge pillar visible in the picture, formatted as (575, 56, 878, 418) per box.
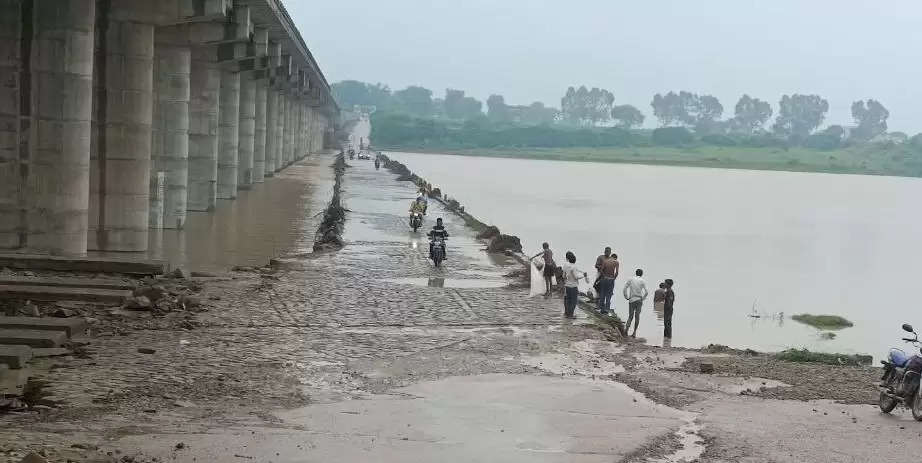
(236, 71, 255, 189)
(216, 69, 239, 198)
(0, 0, 97, 255)
(253, 76, 267, 182)
(264, 82, 277, 175)
(87, 5, 154, 251)
(150, 26, 190, 229)
(282, 91, 294, 168)
(187, 44, 220, 211)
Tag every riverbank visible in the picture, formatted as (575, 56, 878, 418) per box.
(381, 143, 922, 178)
(0, 151, 910, 463)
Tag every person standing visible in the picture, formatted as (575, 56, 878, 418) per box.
(561, 251, 588, 319)
(663, 279, 676, 339)
(531, 243, 556, 298)
(594, 247, 611, 297)
(623, 269, 649, 338)
(653, 282, 666, 312)
(597, 252, 619, 314)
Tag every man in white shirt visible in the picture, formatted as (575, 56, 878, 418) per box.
(623, 268, 649, 338)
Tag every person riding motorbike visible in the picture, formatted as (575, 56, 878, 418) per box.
(427, 218, 449, 260)
(415, 193, 428, 214)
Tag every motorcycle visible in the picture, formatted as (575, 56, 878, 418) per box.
(429, 236, 446, 267)
(410, 212, 423, 232)
(879, 323, 922, 419)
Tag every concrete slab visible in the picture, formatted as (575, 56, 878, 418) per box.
(0, 365, 29, 395)
(0, 276, 134, 290)
(0, 254, 165, 275)
(31, 348, 72, 358)
(0, 329, 67, 348)
(0, 317, 88, 338)
(113, 374, 690, 462)
(0, 285, 131, 304)
(0, 345, 32, 369)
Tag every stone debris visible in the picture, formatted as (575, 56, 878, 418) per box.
(124, 296, 152, 311)
(137, 348, 156, 355)
(700, 362, 715, 374)
(19, 453, 48, 463)
(170, 268, 190, 280)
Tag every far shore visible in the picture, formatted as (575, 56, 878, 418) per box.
(378, 145, 922, 179)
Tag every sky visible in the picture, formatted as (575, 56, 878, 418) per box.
(289, 0, 922, 132)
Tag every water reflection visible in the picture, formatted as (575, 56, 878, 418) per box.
(92, 158, 334, 273)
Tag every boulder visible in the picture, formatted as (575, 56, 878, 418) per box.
(19, 453, 48, 463)
(699, 362, 715, 374)
(487, 234, 523, 254)
(476, 226, 501, 240)
(137, 347, 156, 354)
(179, 295, 202, 309)
(133, 285, 166, 303)
(170, 268, 190, 279)
(124, 296, 151, 310)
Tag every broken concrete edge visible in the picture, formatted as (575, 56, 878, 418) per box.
(312, 153, 348, 252)
(0, 254, 166, 276)
(377, 155, 523, 254)
(0, 345, 32, 369)
(0, 285, 132, 304)
(0, 316, 89, 338)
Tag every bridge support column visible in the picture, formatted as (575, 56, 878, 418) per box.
(253, 76, 267, 182)
(282, 92, 293, 168)
(187, 44, 220, 211)
(88, 10, 154, 250)
(217, 69, 239, 198)
(264, 85, 277, 176)
(6, 0, 96, 255)
(150, 28, 190, 229)
(236, 71, 255, 189)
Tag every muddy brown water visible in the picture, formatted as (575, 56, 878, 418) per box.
(90, 157, 335, 274)
(386, 150, 921, 359)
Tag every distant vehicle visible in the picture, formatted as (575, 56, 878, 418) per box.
(358, 152, 370, 160)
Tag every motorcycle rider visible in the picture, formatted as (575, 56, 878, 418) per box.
(415, 193, 428, 214)
(428, 218, 449, 260)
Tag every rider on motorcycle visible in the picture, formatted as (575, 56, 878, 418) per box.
(409, 196, 427, 215)
(427, 218, 448, 260)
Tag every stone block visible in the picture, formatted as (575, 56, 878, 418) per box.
(0, 345, 31, 368)
(0, 328, 67, 348)
(0, 316, 88, 337)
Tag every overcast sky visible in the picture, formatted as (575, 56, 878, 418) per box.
(290, 0, 922, 132)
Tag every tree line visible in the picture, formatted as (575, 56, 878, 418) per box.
(334, 80, 898, 148)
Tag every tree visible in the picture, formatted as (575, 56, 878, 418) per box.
(444, 89, 482, 120)
(393, 86, 434, 117)
(850, 99, 889, 141)
(520, 102, 558, 125)
(610, 104, 644, 129)
(689, 94, 723, 133)
(772, 94, 829, 139)
(486, 94, 509, 122)
(732, 95, 772, 134)
(331, 80, 392, 109)
(587, 87, 614, 125)
(651, 92, 686, 127)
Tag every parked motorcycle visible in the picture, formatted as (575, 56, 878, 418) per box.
(879, 323, 922, 419)
(410, 212, 423, 232)
(429, 236, 446, 267)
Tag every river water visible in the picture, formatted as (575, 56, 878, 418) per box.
(386, 151, 922, 357)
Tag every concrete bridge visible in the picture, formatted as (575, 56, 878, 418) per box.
(0, 0, 338, 256)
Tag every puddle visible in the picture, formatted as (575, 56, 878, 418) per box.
(380, 277, 508, 288)
(648, 416, 707, 463)
(631, 351, 729, 370)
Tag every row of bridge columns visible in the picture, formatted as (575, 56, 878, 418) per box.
(0, 0, 336, 256)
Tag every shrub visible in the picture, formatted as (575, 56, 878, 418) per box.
(701, 134, 737, 146)
(651, 127, 694, 146)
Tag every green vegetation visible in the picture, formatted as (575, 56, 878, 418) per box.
(775, 348, 871, 366)
(791, 314, 854, 330)
(336, 79, 918, 177)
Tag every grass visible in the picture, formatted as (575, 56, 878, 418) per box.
(384, 143, 922, 178)
(775, 348, 872, 366)
(791, 314, 854, 330)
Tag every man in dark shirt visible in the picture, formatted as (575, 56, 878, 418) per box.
(597, 252, 619, 315)
(663, 279, 675, 339)
(428, 218, 448, 259)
